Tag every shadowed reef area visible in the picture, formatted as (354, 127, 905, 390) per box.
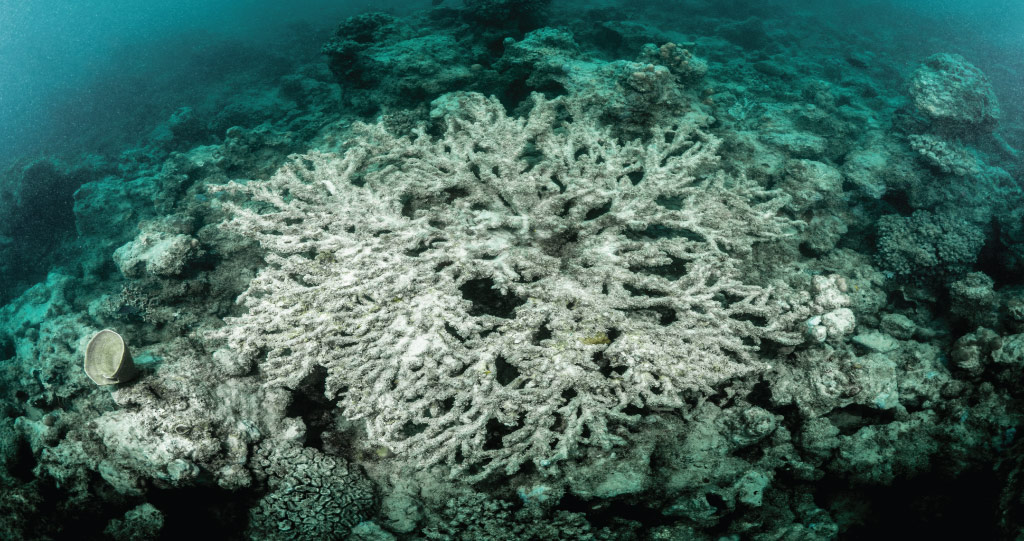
(1, 0, 1024, 539)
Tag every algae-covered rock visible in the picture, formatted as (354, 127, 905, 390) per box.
(563, 439, 654, 499)
(909, 53, 1000, 133)
(879, 313, 917, 340)
(760, 130, 828, 159)
(949, 272, 999, 328)
(950, 327, 1002, 379)
(778, 159, 843, 212)
(834, 411, 940, 484)
(104, 503, 164, 541)
(496, 27, 580, 90)
(1, 273, 98, 404)
(349, 521, 397, 541)
(113, 230, 201, 279)
(852, 331, 900, 354)
(842, 147, 889, 198)
(322, 11, 485, 112)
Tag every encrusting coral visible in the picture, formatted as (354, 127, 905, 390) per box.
(211, 91, 832, 481)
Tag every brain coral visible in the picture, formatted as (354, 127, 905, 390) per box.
(248, 444, 375, 540)
(212, 92, 820, 481)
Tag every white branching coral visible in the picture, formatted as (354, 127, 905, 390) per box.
(212, 92, 818, 481)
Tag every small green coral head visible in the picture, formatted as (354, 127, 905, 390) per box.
(84, 329, 137, 385)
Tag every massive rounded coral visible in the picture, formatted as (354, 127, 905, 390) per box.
(248, 444, 375, 540)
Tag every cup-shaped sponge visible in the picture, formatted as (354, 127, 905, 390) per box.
(84, 329, 137, 385)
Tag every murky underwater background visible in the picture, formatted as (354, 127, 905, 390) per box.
(1, 0, 1023, 539)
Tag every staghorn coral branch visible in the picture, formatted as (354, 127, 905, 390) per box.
(210, 91, 826, 481)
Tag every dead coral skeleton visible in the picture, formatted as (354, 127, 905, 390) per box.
(212, 91, 824, 481)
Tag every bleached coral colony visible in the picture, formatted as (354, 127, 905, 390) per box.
(212, 91, 839, 483)
(1, 0, 1024, 539)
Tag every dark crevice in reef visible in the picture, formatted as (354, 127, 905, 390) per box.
(885, 289, 919, 312)
(400, 421, 429, 439)
(9, 435, 38, 483)
(584, 200, 613, 221)
(731, 312, 769, 328)
(148, 485, 257, 541)
(936, 285, 975, 338)
(978, 218, 1023, 287)
(0, 334, 15, 361)
(636, 254, 689, 281)
(182, 248, 221, 276)
(26, 477, 113, 540)
(532, 322, 552, 344)
(493, 355, 521, 386)
(285, 365, 337, 451)
(879, 188, 914, 217)
(826, 404, 897, 436)
(556, 493, 672, 531)
(755, 337, 791, 359)
(460, 277, 526, 318)
(629, 224, 706, 243)
(622, 404, 651, 418)
(623, 284, 667, 298)
(744, 379, 807, 440)
(798, 241, 821, 258)
(746, 379, 774, 409)
(483, 415, 524, 451)
(771, 403, 805, 441)
(815, 468, 1001, 540)
(595, 350, 626, 378)
(443, 322, 467, 342)
(703, 491, 731, 519)
(499, 75, 566, 113)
